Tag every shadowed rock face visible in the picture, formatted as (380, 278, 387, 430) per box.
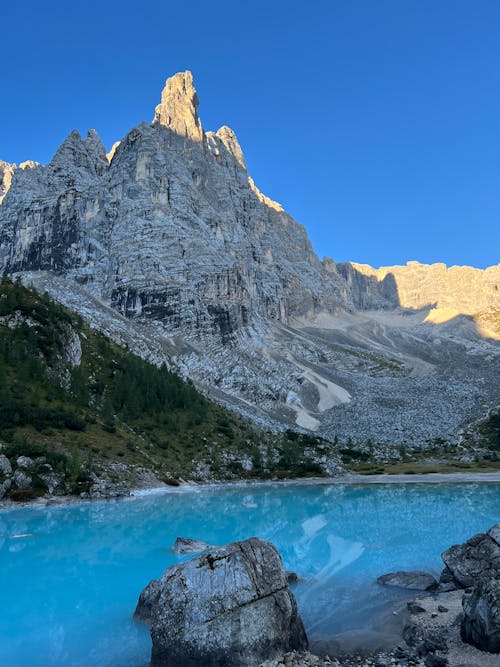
(441, 524, 500, 589)
(438, 524, 500, 654)
(135, 537, 308, 667)
(461, 577, 500, 653)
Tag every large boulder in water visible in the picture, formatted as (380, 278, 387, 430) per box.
(134, 578, 161, 624)
(461, 577, 500, 653)
(136, 537, 308, 667)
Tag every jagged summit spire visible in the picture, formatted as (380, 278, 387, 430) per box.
(153, 71, 203, 141)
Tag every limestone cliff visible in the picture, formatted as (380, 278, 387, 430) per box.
(0, 160, 40, 204)
(0, 72, 348, 341)
(339, 261, 500, 314)
(0, 161, 15, 204)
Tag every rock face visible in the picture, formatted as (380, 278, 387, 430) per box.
(0, 72, 346, 341)
(0, 160, 40, 204)
(153, 70, 204, 142)
(437, 524, 500, 654)
(136, 537, 308, 667)
(377, 571, 438, 591)
(1, 70, 500, 446)
(339, 261, 500, 315)
(0, 161, 15, 204)
(461, 577, 500, 653)
(134, 577, 161, 624)
(440, 524, 500, 589)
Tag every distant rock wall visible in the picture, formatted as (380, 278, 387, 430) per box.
(339, 261, 500, 314)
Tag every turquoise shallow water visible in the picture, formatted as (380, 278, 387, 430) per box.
(0, 481, 499, 667)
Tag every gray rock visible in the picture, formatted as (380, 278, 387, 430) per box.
(137, 537, 308, 666)
(461, 577, 500, 653)
(38, 472, 65, 494)
(0, 478, 11, 499)
(172, 536, 213, 554)
(441, 525, 500, 588)
(16, 455, 34, 470)
(377, 571, 438, 591)
(13, 469, 32, 489)
(0, 454, 12, 475)
(407, 601, 426, 614)
(424, 654, 448, 667)
(134, 577, 161, 623)
(488, 523, 500, 546)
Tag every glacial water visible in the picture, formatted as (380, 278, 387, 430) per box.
(1, 481, 499, 667)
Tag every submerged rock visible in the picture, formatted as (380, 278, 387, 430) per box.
(377, 571, 438, 591)
(136, 537, 308, 666)
(172, 536, 213, 554)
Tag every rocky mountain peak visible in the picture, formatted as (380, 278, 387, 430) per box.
(215, 126, 246, 169)
(152, 70, 203, 142)
(49, 128, 108, 176)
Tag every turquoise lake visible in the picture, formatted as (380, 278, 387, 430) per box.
(1, 481, 499, 666)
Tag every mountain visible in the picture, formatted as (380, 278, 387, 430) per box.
(1, 71, 499, 458)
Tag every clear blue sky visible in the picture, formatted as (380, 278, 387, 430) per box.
(1, 1, 499, 268)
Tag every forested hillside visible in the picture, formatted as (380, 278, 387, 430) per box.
(0, 277, 327, 500)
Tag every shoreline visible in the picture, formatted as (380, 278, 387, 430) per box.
(1, 470, 500, 513)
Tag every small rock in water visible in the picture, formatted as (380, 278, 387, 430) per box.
(377, 571, 438, 591)
(171, 536, 213, 553)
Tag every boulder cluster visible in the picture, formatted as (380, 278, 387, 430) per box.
(0, 452, 64, 500)
(440, 524, 500, 653)
(134, 527, 500, 666)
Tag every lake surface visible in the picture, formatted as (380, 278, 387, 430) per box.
(1, 481, 499, 666)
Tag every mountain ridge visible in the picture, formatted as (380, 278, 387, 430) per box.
(1, 71, 499, 450)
